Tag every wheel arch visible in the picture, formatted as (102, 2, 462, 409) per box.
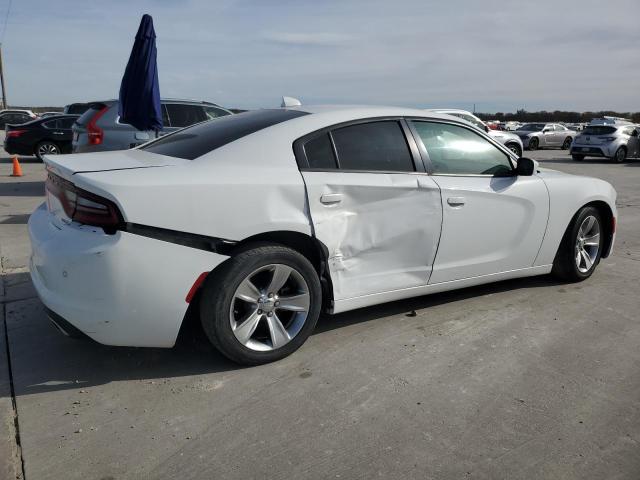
(583, 200, 615, 258)
(214, 230, 334, 310)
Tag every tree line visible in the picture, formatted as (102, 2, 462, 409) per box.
(476, 109, 640, 123)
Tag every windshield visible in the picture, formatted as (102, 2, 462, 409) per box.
(517, 123, 545, 131)
(582, 126, 617, 135)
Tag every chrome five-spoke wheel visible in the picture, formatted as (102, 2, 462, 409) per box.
(575, 215, 600, 273)
(230, 264, 310, 351)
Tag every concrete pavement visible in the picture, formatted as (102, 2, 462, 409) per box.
(1, 149, 639, 479)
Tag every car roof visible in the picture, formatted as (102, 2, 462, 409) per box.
(290, 104, 455, 121)
(86, 99, 227, 107)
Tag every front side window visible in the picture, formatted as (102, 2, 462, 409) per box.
(411, 121, 513, 176)
(330, 121, 414, 172)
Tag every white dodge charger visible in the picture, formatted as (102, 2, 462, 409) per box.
(29, 105, 617, 365)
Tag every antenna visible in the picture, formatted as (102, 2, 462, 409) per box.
(281, 96, 302, 108)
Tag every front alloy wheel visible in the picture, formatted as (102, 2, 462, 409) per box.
(552, 206, 603, 281)
(528, 137, 539, 150)
(506, 143, 522, 157)
(574, 215, 600, 274)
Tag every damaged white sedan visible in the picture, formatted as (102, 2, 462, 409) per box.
(29, 105, 617, 365)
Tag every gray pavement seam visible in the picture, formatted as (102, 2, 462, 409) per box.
(1, 261, 26, 479)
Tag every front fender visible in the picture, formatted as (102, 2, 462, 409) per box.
(534, 171, 617, 266)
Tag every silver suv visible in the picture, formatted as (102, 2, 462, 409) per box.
(571, 124, 640, 162)
(72, 99, 232, 153)
(425, 109, 524, 157)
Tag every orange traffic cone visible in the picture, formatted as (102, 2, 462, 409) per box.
(11, 157, 23, 177)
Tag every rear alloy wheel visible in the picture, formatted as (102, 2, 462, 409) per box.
(200, 244, 322, 365)
(552, 206, 603, 281)
(528, 137, 539, 150)
(572, 155, 584, 161)
(614, 147, 627, 163)
(506, 143, 522, 157)
(35, 141, 60, 161)
(562, 137, 572, 150)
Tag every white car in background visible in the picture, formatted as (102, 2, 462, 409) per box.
(30, 104, 617, 365)
(426, 109, 524, 157)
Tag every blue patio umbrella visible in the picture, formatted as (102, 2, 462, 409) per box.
(118, 14, 162, 132)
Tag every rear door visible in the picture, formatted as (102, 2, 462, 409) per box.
(297, 119, 443, 301)
(409, 119, 549, 283)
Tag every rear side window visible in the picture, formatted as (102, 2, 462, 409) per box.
(58, 117, 77, 129)
(165, 104, 207, 128)
(330, 121, 414, 172)
(141, 109, 309, 160)
(304, 133, 337, 169)
(75, 104, 107, 127)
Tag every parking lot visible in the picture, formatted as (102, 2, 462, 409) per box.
(1, 146, 639, 479)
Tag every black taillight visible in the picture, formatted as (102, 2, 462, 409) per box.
(45, 172, 123, 233)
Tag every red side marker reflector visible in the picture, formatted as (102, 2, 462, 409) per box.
(186, 272, 209, 303)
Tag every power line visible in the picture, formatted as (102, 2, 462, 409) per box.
(0, 0, 12, 45)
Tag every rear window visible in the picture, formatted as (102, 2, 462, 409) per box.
(141, 109, 308, 160)
(583, 126, 617, 135)
(75, 103, 108, 127)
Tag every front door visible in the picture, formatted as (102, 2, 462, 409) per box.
(297, 120, 443, 300)
(409, 119, 549, 284)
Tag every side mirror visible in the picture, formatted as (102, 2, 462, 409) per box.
(516, 157, 536, 176)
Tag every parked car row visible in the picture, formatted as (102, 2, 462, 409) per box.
(2, 99, 233, 159)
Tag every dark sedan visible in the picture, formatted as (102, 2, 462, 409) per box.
(4, 115, 79, 160)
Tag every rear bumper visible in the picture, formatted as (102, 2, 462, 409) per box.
(571, 145, 615, 157)
(28, 203, 229, 347)
(3, 139, 33, 156)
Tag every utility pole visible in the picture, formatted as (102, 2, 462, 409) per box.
(0, 44, 6, 109)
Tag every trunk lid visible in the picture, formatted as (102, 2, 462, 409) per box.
(43, 149, 183, 180)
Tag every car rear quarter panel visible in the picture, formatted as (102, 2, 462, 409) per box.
(74, 138, 313, 241)
(534, 171, 617, 266)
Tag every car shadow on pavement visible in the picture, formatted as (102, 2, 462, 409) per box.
(316, 274, 563, 335)
(3, 270, 564, 396)
(0, 181, 45, 197)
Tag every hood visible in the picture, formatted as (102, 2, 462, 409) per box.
(44, 149, 186, 181)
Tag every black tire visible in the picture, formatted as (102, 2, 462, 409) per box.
(552, 206, 603, 282)
(572, 154, 584, 161)
(200, 244, 322, 365)
(613, 147, 627, 163)
(34, 141, 60, 161)
(506, 143, 522, 158)
(562, 137, 572, 150)
(528, 137, 539, 151)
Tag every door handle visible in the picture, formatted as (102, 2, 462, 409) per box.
(447, 196, 466, 207)
(320, 193, 343, 205)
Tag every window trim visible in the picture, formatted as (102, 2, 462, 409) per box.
(406, 118, 518, 177)
(293, 117, 426, 174)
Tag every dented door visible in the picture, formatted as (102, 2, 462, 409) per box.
(302, 172, 442, 301)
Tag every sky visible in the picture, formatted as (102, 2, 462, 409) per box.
(1, 0, 639, 112)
